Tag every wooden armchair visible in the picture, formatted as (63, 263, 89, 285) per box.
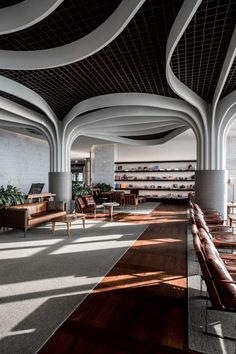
(75, 195, 102, 218)
(109, 192, 125, 206)
(124, 194, 139, 209)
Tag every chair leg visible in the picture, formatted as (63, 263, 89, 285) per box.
(203, 302, 236, 341)
(204, 298, 208, 334)
(200, 276, 204, 295)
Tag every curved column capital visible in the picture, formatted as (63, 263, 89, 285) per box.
(216, 90, 236, 130)
(0, 96, 58, 171)
(0, 0, 63, 35)
(61, 93, 203, 170)
(65, 106, 196, 144)
(0, 108, 55, 171)
(212, 26, 236, 118)
(86, 122, 184, 136)
(0, 0, 144, 69)
(63, 93, 202, 130)
(216, 91, 236, 169)
(63, 105, 201, 171)
(0, 95, 48, 126)
(0, 74, 62, 169)
(88, 115, 181, 129)
(0, 75, 58, 126)
(67, 106, 184, 129)
(166, 0, 214, 169)
(166, 0, 207, 122)
(76, 126, 188, 147)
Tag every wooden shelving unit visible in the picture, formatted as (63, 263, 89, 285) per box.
(114, 160, 196, 201)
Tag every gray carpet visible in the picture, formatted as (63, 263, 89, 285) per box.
(112, 201, 160, 214)
(187, 226, 236, 354)
(0, 220, 147, 354)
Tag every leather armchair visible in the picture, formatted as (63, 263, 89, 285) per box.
(75, 195, 102, 218)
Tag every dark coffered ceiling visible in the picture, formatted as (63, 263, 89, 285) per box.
(171, 0, 236, 102)
(0, 0, 182, 119)
(0, 0, 235, 120)
(0, 0, 121, 50)
(221, 58, 236, 98)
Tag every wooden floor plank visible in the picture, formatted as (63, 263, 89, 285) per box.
(38, 203, 200, 354)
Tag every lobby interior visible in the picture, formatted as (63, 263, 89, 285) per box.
(0, 0, 236, 353)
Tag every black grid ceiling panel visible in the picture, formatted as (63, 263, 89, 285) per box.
(0, 0, 23, 8)
(0, 0, 182, 119)
(0, 0, 121, 50)
(221, 58, 236, 98)
(171, 0, 236, 102)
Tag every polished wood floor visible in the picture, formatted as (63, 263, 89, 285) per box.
(38, 203, 200, 354)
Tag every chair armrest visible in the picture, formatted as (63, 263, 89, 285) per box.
(0, 208, 27, 229)
(209, 225, 233, 232)
(216, 279, 236, 284)
(204, 211, 221, 216)
(203, 207, 218, 210)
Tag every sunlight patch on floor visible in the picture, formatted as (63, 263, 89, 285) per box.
(50, 238, 133, 254)
(0, 275, 100, 298)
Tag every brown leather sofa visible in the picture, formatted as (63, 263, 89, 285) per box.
(0, 201, 66, 237)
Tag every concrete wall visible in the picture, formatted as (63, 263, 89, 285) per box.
(0, 129, 50, 194)
(91, 144, 115, 186)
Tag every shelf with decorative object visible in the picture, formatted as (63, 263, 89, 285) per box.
(115, 188, 194, 191)
(115, 178, 195, 181)
(114, 160, 196, 201)
(115, 169, 195, 173)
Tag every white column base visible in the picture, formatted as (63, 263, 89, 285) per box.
(195, 170, 228, 218)
(49, 172, 72, 212)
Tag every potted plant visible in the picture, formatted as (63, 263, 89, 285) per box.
(72, 183, 92, 199)
(93, 182, 112, 192)
(0, 185, 24, 206)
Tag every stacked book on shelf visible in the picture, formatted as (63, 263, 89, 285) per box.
(114, 160, 196, 201)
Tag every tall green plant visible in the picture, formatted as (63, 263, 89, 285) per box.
(0, 185, 24, 206)
(72, 183, 92, 198)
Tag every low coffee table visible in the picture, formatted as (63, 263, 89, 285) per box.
(102, 202, 120, 220)
(51, 213, 86, 236)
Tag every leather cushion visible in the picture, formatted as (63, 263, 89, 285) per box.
(195, 215, 209, 232)
(48, 201, 64, 211)
(28, 210, 66, 226)
(75, 197, 85, 209)
(9, 202, 47, 214)
(203, 239, 236, 301)
(199, 228, 213, 241)
(83, 195, 95, 206)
